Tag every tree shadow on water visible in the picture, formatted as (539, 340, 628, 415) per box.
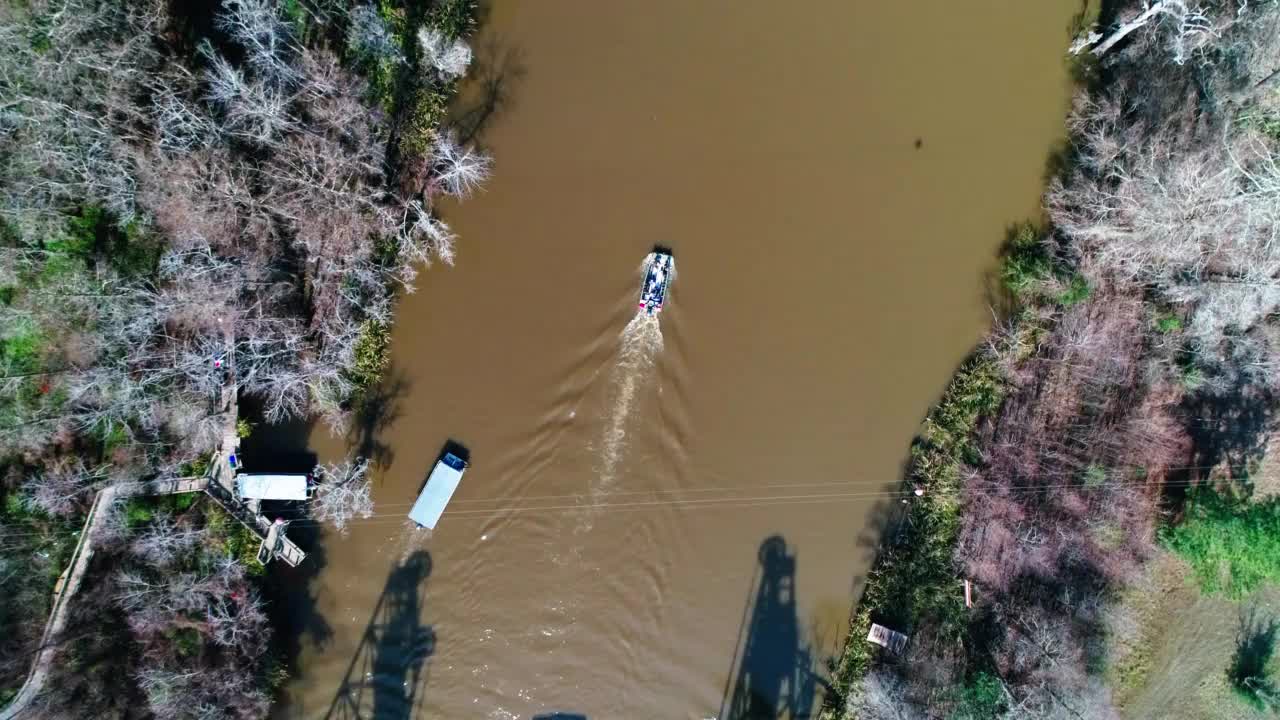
(324, 551, 436, 720)
(449, 34, 526, 146)
(1230, 605, 1280, 710)
(719, 536, 829, 720)
(348, 370, 410, 473)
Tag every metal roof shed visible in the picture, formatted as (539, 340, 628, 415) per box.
(236, 474, 310, 501)
(408, 452, 467, 529)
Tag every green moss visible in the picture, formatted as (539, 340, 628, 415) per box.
(236, 418, 254, 439)
(122, 498, 154, 528)
(1162, 489, 1280, 599)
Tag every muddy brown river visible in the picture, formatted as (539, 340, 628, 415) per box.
(274, 2, 1079, 717)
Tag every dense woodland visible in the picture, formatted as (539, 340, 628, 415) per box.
(0, 0, 487, 716)
(828, 1, 1280, 719)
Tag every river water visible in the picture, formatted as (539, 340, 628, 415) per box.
(276, 2, 1078, 717)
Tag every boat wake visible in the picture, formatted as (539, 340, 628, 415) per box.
(583, 311, 664, 524)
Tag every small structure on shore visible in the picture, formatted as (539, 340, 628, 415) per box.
(236, 473, 311, 501)
(866, 622, 910, 655)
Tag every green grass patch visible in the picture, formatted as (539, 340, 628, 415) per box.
(44, 206, 161, 280)
(1155, 312, 1183, 334)
(121, 497, 155, 528)
(179, 455, 211, 478)
(1162, 489, 1280, 599)
(0, 321, 44, 375)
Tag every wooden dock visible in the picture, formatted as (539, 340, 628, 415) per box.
(206, 451, 306, 567)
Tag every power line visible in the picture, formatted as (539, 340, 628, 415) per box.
(0, 462, 1263, 540)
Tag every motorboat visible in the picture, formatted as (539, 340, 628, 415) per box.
(639, 248, 674, 315)
(408, 448, 468, 529)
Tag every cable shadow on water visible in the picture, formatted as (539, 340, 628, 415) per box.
(324, 551, 436, 720)
(719, 536, 830, 720)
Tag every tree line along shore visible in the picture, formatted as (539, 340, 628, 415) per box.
(824, 2, 1280, 718)
(0, 0, 490, 715)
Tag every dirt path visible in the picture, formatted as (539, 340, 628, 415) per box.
(0, 478, 209, 720)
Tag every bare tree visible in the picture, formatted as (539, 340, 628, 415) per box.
(418, 26, 472, 79)
(1071, 1, 1224, 64)
(130, 513, 206, 567)
(22, 459, 105, 517)
(311, 456, 373, 533)
(430, 131, 492, 198)
(348, 5, 404, 67)
(847, 670, 923, 720)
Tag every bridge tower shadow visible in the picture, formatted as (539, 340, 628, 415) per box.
(324, 551, 436, 720)
(719, 535, 826, 720)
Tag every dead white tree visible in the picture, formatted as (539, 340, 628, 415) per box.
(417, 26, 472, 79)
(311, 456, 373, 533)
(1070, 0, 1224, 64)
(430, 132, 492, 198)
(1048, 98, 1280, 345)
(217, 0, 300, 85)
(348, 5, 404, 67)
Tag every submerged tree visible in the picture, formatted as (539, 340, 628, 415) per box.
(312, 456, 374, 533)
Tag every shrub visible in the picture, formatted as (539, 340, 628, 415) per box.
(1229, 614, 1280, 711)
(951, 672, 1006, 719)
(349, 319, 391, 389)
(425, 0, 479, 40)
(1000, 223, 1052, 297)
(1162, 489, 1280, 598)
(398, 85, 449, 159)
(1155, 313, 1183, 334)
(1083, 463, 1107, 488)
(1057, 273, 1091, 306)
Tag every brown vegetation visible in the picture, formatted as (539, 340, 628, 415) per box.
(830, 2, 1280, 718)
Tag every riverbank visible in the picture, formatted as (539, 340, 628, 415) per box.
(0, 0, 487, 715)
(822, 3, 1280, 717)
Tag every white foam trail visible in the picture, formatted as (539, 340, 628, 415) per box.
(576, 312, 664, 532)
